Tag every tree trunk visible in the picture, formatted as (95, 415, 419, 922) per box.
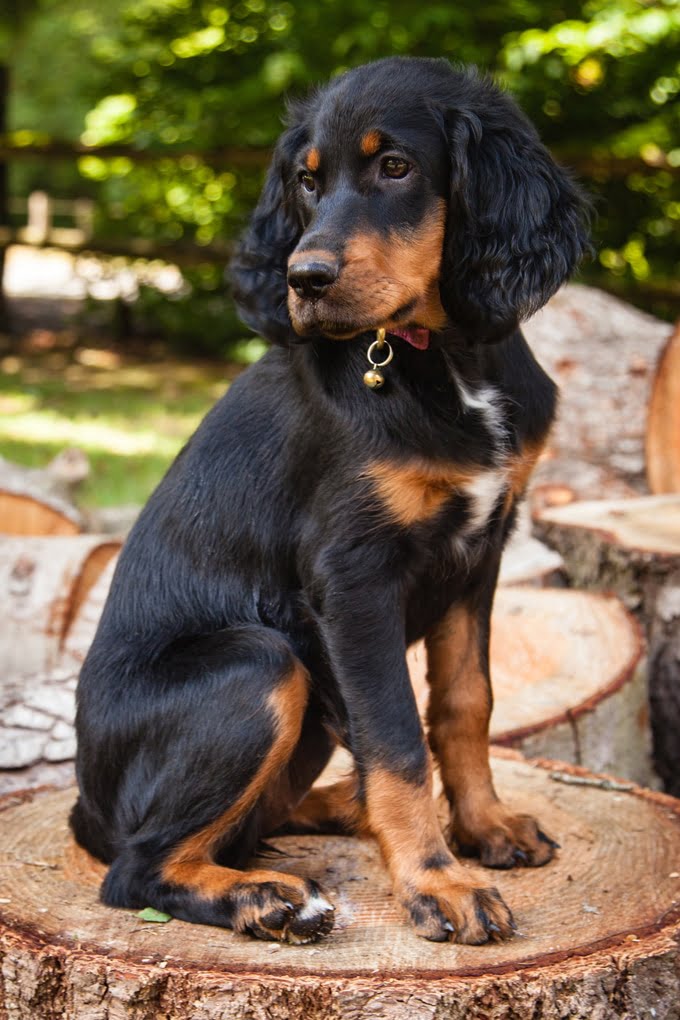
(533, 495, 680, 794)
(0, 754, 678, 1019)
(0, 450, 91, 536)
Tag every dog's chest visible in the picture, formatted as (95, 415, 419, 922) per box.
(364, 380, 511, 539)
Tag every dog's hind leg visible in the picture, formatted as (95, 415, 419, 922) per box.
(88, 627, 334, 942)
(279, 773, 366, 836)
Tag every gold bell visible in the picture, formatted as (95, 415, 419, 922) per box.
(363, 368, 385, 389)
(363, 328, 394, 391)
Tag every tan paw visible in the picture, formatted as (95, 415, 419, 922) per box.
(401, 869, 515, 944)
(454, 805, 559, 869)
(230, 878, 335, 943)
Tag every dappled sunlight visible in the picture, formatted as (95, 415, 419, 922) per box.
(0, 411, 185, 458)
(0, 344, 239, 507)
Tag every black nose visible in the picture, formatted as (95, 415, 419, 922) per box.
(287, 258, 339, 299)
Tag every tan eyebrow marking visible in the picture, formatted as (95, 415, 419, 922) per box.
(305, 147, 320, 172)
(360, 130, 382, 156)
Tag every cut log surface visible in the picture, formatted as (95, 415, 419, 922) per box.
(408, 587, 651, 785)
(647, 320, 680, 495)
(0, 450, 89, 537)
(0, 756, 679, 1019)
(0, 491, 83, 536)
(534, 495, 680, 796)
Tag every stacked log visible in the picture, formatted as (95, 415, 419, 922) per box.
(534, 495, 680, 795)
(0, 536, 120, 789)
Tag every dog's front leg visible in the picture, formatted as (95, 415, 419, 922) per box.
(426, 599, 558, 869)
(318, 575, 515, 944)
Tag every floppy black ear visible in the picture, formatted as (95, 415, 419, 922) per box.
(230, 124, 307, 345)
(440, 87, 590, 343)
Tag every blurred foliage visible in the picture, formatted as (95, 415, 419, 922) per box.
(5, 0, 680, 352)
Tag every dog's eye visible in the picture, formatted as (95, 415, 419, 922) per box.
(381, 157, 411, 180)
(299, 171, 316, 193)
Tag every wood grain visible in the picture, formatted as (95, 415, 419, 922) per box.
(0, 755, 679, 1018)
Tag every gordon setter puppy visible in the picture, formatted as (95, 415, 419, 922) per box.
(72, 57, 589, 945)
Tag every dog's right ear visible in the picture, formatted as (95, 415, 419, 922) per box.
(230, 123, 307, 345)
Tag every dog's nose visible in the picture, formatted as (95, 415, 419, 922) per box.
(287, 258, 339, 299)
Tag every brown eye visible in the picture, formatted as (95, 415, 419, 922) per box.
(300, 171, 316, 192)
(381, 157, 411, 179)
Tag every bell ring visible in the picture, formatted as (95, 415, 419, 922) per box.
(364, 329, 394, 390)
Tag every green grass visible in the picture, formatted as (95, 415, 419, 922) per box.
(0, 340, 262, 508)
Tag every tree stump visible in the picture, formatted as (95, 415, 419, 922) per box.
(533, 495, 680, 795)
(408, 587, 650, 785)
(0, 755, 678, 1019)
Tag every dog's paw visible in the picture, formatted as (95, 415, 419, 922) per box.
(402, 876, 515, 944)
(230, 878, 335, 943)
(454, 805, 559, 869)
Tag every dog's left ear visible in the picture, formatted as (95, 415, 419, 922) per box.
(230, 122, 307, 345)
(439, 88, 590, 343)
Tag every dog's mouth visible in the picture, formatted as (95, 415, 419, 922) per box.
(290, 297, 424, 342)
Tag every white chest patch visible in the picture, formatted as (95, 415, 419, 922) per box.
(461, 468, 508, 534)
(445, 366, 512, 558)
(450, 466, 508, 564)
(448, 363, 509, 457)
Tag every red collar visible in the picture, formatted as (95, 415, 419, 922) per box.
(389, 327, 430, 350)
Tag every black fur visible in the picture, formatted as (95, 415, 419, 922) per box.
(72, 57, 588, 941)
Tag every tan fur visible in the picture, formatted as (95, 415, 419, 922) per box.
(426, 606, 496, 827)
(363, 459, 475, 527)
(360, 130, 382, 156)
(364, 762, 515, 941)
(425, 605, 554, 865)
(503, 440, 545, 514)
(305, 147, 320, 172)
(286, 774, 368, 834)
(365, 763, 463, 882)
(287, 202, 447, 337)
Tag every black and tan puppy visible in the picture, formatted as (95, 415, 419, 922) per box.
(71, 57, 589, 945)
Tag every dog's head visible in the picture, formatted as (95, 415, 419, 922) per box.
(231, 58, 590, 347)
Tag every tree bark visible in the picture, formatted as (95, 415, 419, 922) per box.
(0, 536, 120, 775)
(523, 286, 673, 501)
